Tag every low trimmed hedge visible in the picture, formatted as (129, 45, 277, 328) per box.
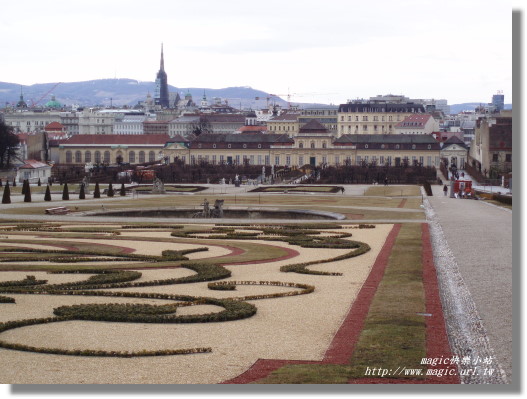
(0, 295, 15, 303)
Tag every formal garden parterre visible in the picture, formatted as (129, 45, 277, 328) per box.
(0, 186, 458, 384)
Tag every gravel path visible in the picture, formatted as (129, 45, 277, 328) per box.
(423, 187, 512, 384)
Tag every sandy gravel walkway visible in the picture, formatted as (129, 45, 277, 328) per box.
(0, 224, 392, 384)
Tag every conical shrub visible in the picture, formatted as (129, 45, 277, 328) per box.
(107, 183, 114, 197)
(62, 183, 70, 200)
(24, 182, 32, 202)
(12, 179, 16, 187)
(93, 182, 100, 198)
(44, 185, 51, 201)
(1, 182, 11, 204)
(120, 183, 126, 196)
(37, 178, 41, 187)
(79, 183, 85, 200)
(21, 180, 27, 195)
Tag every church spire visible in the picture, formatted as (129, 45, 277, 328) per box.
(160, 43, 165, 71)
(154, 43, 169, 108)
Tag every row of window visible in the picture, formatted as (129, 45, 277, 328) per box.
(185, 154, 439, 167)
(341, 125, 394, 133)
(340, 115, 400, 122)
(65, 150, 157, 164)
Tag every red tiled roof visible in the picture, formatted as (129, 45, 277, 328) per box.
(62, 134, 171, 146)
(45, 122, 64, 131)
(237, 125, 268, 133)
(19, 160, 50, 169)
(396, 114, 433, 128)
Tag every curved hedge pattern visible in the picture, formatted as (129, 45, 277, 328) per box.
(0, 222, 374, 358)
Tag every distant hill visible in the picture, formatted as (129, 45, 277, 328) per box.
(0, 79, 512, 112)
(0, 79, 289, 109)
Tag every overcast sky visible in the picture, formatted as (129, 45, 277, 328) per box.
(1, 0, 515, 105)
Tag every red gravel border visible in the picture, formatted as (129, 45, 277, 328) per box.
(222, 222, 459, 384)
(397, 198, 407, 208)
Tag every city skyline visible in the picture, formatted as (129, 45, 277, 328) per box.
(1, 0, 514, 106)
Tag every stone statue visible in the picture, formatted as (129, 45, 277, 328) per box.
(82, 176, 90, 195)
(152, 177, 165, 194)
(211, 199, 224, 218)
(192, 198, 223, 218)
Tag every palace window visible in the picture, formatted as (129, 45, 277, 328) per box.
(85, 151, 91, 163)
(129, 151, 135, 163)
(94, 151, 101, 163)
(139, 151, 145, 163)
(65, 151, 72, 163)
(299, 142, 304, 148)
(149, 151, 155, 162)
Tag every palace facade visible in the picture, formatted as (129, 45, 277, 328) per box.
(58, 130, 441, 169)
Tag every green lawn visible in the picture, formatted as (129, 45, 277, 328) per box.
(253, 223, 427, 383)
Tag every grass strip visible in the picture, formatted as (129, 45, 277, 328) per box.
(253, 223, 427, 383)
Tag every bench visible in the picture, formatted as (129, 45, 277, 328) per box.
(45, 207, 70, 215)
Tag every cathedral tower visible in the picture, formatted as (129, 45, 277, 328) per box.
(154, 44, 169, 108)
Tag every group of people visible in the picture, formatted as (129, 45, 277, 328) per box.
(442, 183, 474, 199)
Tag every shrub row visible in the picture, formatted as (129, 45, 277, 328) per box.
(0, 276, 48, 287)
(121, 224, 184, 229)
(0, 295, 15, 303)
(280, 241, 371, 276)
(52, 296, 256, 324)
(0, 341, 212, 358)
(207, 280, 315, 301)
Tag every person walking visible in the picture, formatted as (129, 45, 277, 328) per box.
(443, 184, 448, 197)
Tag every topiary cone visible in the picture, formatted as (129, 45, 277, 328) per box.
(107, 183, 114, 197)
(120, 183, 126, 196)
(62, 183, 70, 200)
(79, 183, 85, 200)
(2, 181, 11, 204)
(93, 182, 101, 198)
(44, 185, 51, 201)
(24, 182, 32, 202)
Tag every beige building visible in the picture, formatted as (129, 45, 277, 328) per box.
(440, 136, 469, 169)
(57, 131, 441, 170)
(266, 112, 301, 136)
(337, 101, 426, 137)
(58, 134, 183, 165)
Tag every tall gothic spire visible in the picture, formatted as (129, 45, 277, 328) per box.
(154, 43, 169, 108)
(160, 43, 165, 71)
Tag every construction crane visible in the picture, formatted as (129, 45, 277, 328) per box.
(257, 91, 337, 108)
(30, 82, 62, 107)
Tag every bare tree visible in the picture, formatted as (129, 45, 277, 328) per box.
(188, 116, 212, 137)
(0, 120, 20, 169)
